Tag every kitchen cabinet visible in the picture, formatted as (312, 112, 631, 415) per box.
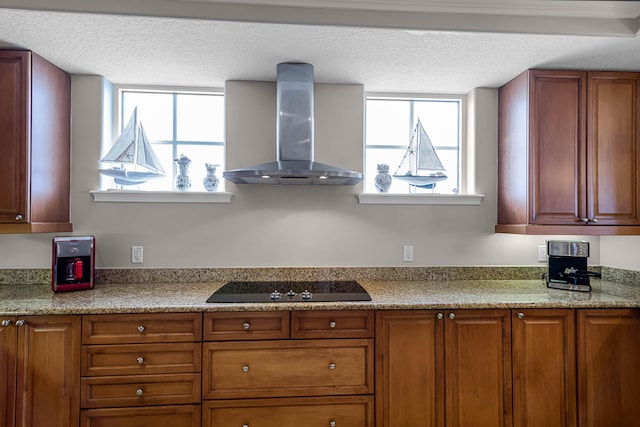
(376, 309, 512, 427)
(80, 313, 202, 427)
(202, 310, 375, 427)
(0, 50, 72, 233)
(577, 308, 640, 427)
(512, 309, 576, 427)
(497, 69, 640, 235)
(0, 315, 80, 427)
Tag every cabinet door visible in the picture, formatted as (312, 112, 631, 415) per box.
(577, 309, 640, 427)
(445, 309, 512, 427)
(375, 311, 444, 427)
(0, 50, 29, 224)
(15, 315, 81, 427)
(530, 70, 587, 225)
(587, 72, 640, 225)
(0, 317, 17, 427)
(512, 309, 576, 427)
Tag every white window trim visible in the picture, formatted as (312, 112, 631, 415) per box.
(90, 190, 233, 203)
(356, 193, 484, 205)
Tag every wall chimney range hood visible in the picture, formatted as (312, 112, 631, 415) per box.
(223, 63, 363, 185)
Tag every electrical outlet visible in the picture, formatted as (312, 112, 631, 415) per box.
(131, 246, 143, 264)
(537, 245, 547, 262)
(403, 245, 414, 262)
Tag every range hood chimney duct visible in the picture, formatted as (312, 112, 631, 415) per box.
(223, 62, 363, 185)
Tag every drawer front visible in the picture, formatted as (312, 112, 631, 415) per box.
(81, 373, 201, 408)
(82, 343, 201, 376)
(82, 313, 202, 344)
(291, 310, 374, 339)
(203, 396, 374, 427)
(203, 339, 373, 399)
(203, 311, 289, 341)
(80, 405, 200, 427)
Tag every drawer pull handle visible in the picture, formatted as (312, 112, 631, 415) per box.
(137, 356, 144, 365)
(516, 312, 525, 319)
(136, 388, 144, 396)
(1, 320, 10, 327)
(243, 322, 250, 330)
(242, 365, 249, 372)
(330, 421, 336, 427)
(329, 363, 336, 370)
(448, 313, 455, 320)
(15, 319, 25, 327)
(137, 325, 145, 333)
(329, 321, 336, 328)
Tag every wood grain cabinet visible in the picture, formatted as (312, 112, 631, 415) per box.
(80, 313, 202, 427)
(497, 69, 640, 235)
(376, 309, 512, 427)
(202, 310, 375, 427)
(0, 315, 80, 427)
(0, 50, 72, 233)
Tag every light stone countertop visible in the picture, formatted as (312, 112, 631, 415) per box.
(0, 279, 638, 316)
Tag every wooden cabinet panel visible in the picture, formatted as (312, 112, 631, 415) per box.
(577, 308, 640, 427)
(375, 310, 444, 427)
(82, 342, 201, 376)
(0, 317, 16, 427)
(512, 309, 576, 427)
(291, 310, 374, 339)
(203, 338, 374, 399)
(81, 373, 201, 408)
(82, 313, 202, 344)
(203, 311, 289, 341)
(203, 396, 374, 427)
(444, 309, 512, 427)
(80, 405, 200, 427)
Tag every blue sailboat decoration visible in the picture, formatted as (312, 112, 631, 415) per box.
(99, 107, 166, 186)
(393, 119, 447, 189)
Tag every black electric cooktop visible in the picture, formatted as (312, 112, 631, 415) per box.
(206, 280, 371, 303)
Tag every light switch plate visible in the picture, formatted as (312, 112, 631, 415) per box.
(132, 246, 143, 263)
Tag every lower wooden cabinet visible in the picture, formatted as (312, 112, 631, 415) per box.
(80, 404, 200, 427)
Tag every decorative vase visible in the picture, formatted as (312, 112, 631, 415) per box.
(203, 163, 219, 192)
(374, 163, 392, 193)
(174, 154, 192, 191)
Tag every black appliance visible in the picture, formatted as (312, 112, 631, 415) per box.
(52, 236, 95, 292)
(207, 280, 371, 303)
(546, 240, 600, 292)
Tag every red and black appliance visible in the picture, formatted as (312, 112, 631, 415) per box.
(52, 236, 95, 292)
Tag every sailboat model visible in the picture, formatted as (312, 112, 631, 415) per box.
(99, 107, 166, 186)
(393, 119, 447, 189)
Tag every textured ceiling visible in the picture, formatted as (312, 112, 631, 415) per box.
(1, 2, 640, 93)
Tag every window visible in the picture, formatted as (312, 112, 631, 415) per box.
(100, 87, 225, 192)
(364, 95, 462, 195)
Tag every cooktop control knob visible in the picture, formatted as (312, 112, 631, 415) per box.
(301, 290, 313, 301)
(270, 290, 282, 301)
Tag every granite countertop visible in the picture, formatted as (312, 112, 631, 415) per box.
(0, 278, 638, 315)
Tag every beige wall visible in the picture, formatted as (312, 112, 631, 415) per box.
(0, 75, 605, 269)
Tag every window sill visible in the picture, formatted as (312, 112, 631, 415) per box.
(90, 190, 233, 203)
(356, 193, 484, 205)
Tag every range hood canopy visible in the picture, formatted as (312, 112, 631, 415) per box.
(223, 62, 363, 185)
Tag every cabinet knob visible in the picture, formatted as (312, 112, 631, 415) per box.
(580, 218, 589, 223)
(329, 363, 336, 370)
(330, 421, 336, 427)
(15, 214, 23, 221)
(448, 313, 455, 320)
(243, 322, 250, 330)
(329, 321, 337, 328)
(516, 312, 525, 319)
(591, 218, 599, 224)
(136, 388, 144, 396)
(242, 365, 249, 372)
(436, 313, 444, 320)
(15, 319, 25, 327)
(137, 325, 145, 333)
(243, 424, 249, 427)
(1, 319, 10, 327)
(137, 356, 144, 365)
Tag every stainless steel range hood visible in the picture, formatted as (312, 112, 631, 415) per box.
(223, 63, 363, 185)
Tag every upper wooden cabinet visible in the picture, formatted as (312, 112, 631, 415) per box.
(0, 50, 72, 233)
(497, 69, 640, 235)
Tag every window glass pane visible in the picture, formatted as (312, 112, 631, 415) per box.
(122, 92, 174, 141)
(177, 94, 225, 142)
(413, 100, 459, 148)
(366, 99, 411, 147)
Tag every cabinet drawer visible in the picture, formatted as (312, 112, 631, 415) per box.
(82, 313, 202, 344)
(81, 373, 201, 408)
(82, 343, 201, 376)
(203, 396, 374, 427)
(203, 311, 289, 341)
(80, 405, 200, 427)
(203, 339, 373, 399)
(291, 310, 374, 339)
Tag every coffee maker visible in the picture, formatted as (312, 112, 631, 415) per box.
(546, 240, 600, 292)
(52, 236, 95, 292)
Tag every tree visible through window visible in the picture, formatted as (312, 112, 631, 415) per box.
(100, 88, 225, 192)
(365, 96, 461, 194)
